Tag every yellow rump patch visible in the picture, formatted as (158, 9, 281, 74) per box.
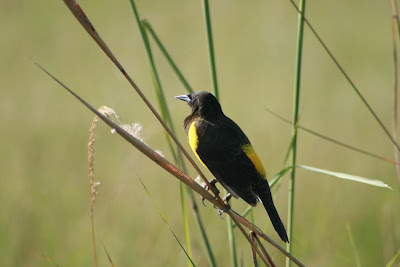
(188, 121, 207, 168)
(242, 144, 266, 178)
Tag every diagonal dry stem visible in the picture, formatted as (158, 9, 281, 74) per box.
(251, 232, 276, 267)
(62, 0, 220, 201)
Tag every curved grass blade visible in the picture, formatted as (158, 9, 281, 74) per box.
(297, 165, 392, 189)
(129, 0, 178, 162)
(138, 178, 196, 267)
(142, 20, 194, 93)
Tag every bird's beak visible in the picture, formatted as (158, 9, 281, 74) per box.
(174, 94, 191, 103)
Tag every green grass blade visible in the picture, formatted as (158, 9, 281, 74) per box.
(283, 122, 299, 166)
(139, 178, 196, 267)
(270, 166, 294, 189)
(296, 165, 392, 189)
(202, 0, 219, 100)
(346, 223, 361, 267)
(227, 215, 238, 267)
(142, 20, 194, 93)
(287, 1, 306, 266)
(190, 197, 218, 267)
(180, 182, 193, 260)
(386, 249, 400, 267)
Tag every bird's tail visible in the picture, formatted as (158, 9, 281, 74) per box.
(256, 181, 289, 243)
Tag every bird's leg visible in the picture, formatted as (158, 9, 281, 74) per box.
(217, 193, 232, 218)
(201, 179, 219, 207)
(223, 193, 233, 204)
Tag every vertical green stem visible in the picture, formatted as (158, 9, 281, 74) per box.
(227, 215, 238, 267)
(202, 0, 219, 99)
(286, 0, 306, 266)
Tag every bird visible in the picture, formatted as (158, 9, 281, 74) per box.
(175, 91, 289, 243)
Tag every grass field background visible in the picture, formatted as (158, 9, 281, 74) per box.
(1, 0, 399, 266)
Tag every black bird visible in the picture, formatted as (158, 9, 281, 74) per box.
(175, 91, 289, 243)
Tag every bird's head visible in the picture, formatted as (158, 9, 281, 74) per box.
(175, 91, 223, 119)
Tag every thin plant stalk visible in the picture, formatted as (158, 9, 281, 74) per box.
(250, 233, 259, 267)
(391, 0, 400, 192)
(102, 242, 115, 267)
(346, 223, 361, 267)
(139, 178, 196, 266)
(265, 107, 399, 165)
(88, 116, 99, 267)
(287, 0, 306, 266)
(250, 232, 271, 267)
(251, 231, 276, 267)
(228, 215, 238, 267)
(37, 63, 305, 266)
(141, 20, 194, 93)
(288, 0, 400, 151)
(202, 0, 219, 99)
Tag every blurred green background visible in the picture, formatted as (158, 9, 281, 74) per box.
(1, 0, 399, 266)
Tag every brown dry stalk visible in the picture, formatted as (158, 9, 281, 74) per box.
(250, 232, 260, 267)
(251, 231, 276, 267)
(88, 115, 99, 267)
(88, 106, 120, 267)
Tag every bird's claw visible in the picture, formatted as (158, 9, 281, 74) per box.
(217, 204, 231, 219)
(200, 179, 219, 207)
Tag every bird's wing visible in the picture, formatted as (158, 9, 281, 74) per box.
(194, 117, 266, 203)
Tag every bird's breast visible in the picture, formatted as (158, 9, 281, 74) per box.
(188, 121, 207, 168)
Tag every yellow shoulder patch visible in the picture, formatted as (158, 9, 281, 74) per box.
(188, 121, 207, 168)
(242, 144, 266, 178)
